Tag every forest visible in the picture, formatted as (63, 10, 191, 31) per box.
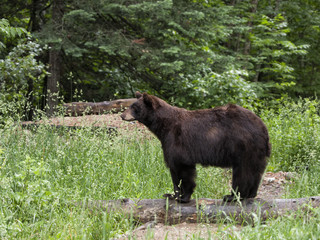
(1, 0, 320, 119)
(1, 1, 320, 239)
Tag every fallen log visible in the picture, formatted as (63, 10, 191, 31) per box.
(76, 196, 320, 224)
(63, 98, 136, 116)
(20, 123, 118, 135)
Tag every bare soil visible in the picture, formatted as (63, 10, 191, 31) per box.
(23, 114, 293, 240)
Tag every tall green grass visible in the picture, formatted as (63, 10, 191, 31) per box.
(0, 123, 229, 239)
(215, 206, 320, 240)
(261, 98, 320, 172)
(1, 97, 320, 239)
(259, 98, 320, 198)
(0, 125, 154, 238)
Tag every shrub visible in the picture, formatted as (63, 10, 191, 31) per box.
(261, 97, 320, 172)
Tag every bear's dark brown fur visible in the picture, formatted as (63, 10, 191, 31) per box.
(121, 92, 271, 203)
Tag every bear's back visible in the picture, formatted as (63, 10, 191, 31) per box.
(165, 104, 269, 167)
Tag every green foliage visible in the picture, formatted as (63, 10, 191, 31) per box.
(286, 166, 320, 199)
(217, 206, 320, 239)
(170, 67, 257, 108)
(276, 0, 320, 96)
(226, 2, 309, 97)
(36, 0, 317, 105)
(249, 14, 309, 83)
(1, 0, 320, 110)
(0, 39, 46, 92)
(0, 19, 47, 122)
(0, 38, 47, 122)
(0, 123, 229, 238)
(0, 18, 26, 52)
(50, 0, 236, 102)
(261, 97, 320, 172)
(2, 0, 320, 109)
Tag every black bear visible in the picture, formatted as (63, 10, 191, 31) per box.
(121, 92, 271, 203)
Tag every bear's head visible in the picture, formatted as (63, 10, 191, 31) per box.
(120, 91, 161, 123)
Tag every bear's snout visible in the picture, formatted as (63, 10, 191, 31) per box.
(121, 109, 135, 121)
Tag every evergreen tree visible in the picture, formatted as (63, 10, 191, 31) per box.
(1, 0, 320, 113)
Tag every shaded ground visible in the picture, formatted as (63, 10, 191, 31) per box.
(23, 114, 293, 240)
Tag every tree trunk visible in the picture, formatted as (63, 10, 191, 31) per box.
(76, 196, 320, 225)
(47, 49, 61, 116)
(243, 0, 259, 56)
(25, 78, 34, 121)
(25, 0, 42, 120)
(29, 0, 41, 32)
(47, 0, 64, 116)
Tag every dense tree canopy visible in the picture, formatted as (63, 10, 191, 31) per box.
(0, 0, 319, 119)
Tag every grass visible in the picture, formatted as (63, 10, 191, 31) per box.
(0, 122, 229, 239)
(1, 97, 320, 239)
(261, 98, 320, 172)
(214, 206, 320, 240)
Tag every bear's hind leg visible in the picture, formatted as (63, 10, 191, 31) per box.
(247, 172, 264, 198)
(223, 165, 251, 202)
(248, 157, 268, 198)
(223, 163, 265, 202)
(164, 164, 196, 203)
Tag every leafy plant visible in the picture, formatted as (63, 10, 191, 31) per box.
(0, 118, 232, 238)
(0, 18, 26, 52)
(261, 97, 320, 172)
(0, 38, 47, 122)
(217, 206, 320, 239)
(168, 67, 257, 108)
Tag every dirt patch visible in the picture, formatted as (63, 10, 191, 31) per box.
(23, 114, 293, 240)
(257, 171, 294, 200)
(117, 222, 222, 240)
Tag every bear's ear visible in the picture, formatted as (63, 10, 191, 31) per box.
(142, 93, 158, 109)
(135, 91, 142, 99)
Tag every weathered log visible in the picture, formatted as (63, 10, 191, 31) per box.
(20, 123, 118, 135)
(77, 196, 320, 224)
(63, 98, 136, 116)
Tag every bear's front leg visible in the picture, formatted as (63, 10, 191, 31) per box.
(163, 165, 196, 203)
(163, 169, 184, 202)
(163, 181, 188, 203)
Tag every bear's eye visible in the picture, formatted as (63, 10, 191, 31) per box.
(132, 104, 140, 113)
